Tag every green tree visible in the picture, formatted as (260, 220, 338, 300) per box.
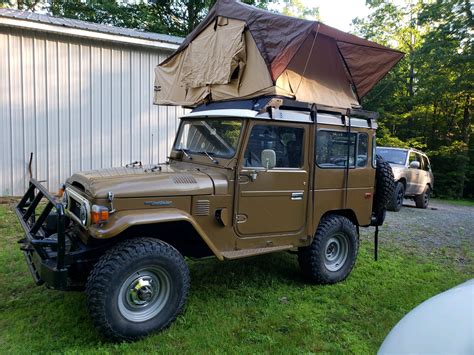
(279, 0, 319, 20)
(48, 1, 279, 37)
(353, 0, 472, 198)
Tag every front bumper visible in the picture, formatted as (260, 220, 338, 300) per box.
(15, 179, 104, 290)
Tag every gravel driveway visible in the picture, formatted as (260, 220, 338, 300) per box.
(360, 199, 474, 267)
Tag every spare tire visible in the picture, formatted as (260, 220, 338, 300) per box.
(373, 154, 396, 215)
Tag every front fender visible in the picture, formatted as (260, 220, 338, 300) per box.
(88, 208, 223, 260)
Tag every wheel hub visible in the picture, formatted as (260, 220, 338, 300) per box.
(324, 233, 349, 272)
(129, 277, 155, 305)
(118, 267, 171, 322)
(326, 241, 339, 260)
(397, 187, 404, 205)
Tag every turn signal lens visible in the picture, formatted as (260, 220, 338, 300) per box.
(91, 205, 109, 225)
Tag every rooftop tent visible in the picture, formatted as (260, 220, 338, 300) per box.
(154, 0, 404, 109)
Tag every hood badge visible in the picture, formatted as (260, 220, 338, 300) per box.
(144, 200, 172, 207)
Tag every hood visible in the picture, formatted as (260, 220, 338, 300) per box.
(66, 165, 222, 198)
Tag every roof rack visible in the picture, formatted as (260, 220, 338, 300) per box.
(192, 96, 378, 121)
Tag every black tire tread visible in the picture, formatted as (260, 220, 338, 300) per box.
(387, 181, 404, 212)
(373, 154, 396, 213)
(85, 238, 190, 341)
(298, 215, 358, 284)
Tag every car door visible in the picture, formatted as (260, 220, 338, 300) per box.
(235, 121, 309, 236)
(406, 151, 426, 195)
(405, 151, 420, 195)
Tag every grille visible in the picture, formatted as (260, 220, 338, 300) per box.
(194, 200, 210, 216)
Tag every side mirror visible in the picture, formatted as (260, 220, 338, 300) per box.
(409, 161, 420, 169)
(261, 149, 276, 170)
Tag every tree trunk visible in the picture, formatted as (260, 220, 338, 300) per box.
(461, 94, 471, 145)
(458, 94, 471, 197)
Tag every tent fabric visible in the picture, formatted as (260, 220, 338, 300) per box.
(276, 33, 360, 108)
(154, 0, 404, 108)
(154, 19, 274, 106)
(181, 17, 246, 88)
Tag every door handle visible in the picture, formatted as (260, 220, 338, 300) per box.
(239, 171, 258, 183)
(291, 192, 304, 200)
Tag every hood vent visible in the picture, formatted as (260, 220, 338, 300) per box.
(172, 174, 197, 184)
(194, 200, 210, 216)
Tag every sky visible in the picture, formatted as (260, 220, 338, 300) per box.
(301, 0, 372, 32)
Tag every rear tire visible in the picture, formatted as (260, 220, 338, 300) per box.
(387, 182, 405, 212)
(85, 238, 190, 341)
(298, 215, 358, 284)
(415, 186, 430, 209)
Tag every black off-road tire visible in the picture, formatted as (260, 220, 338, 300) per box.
(415, 185, 431, 209)
(85, 238, 190, 341)
(373, 154, 396, 214)
(387, 181, 405, 212)
(298, 215, 359, 284)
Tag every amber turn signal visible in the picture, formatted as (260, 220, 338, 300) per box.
(91, 205, 109, 225)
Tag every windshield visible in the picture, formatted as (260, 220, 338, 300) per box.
(173, 118, 243, 159)
(376, 148, 407, 165)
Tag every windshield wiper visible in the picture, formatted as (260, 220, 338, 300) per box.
(199, 150, 219, 164)
(179, 148, 192, 160)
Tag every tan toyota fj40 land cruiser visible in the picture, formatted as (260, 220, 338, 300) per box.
(15, 97, 395, 340)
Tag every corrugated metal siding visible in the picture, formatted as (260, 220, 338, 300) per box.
(0, 27, 185, 196)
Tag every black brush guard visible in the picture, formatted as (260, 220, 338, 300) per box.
(15, 179, 69, 289)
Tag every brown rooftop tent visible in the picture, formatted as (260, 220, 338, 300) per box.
(154, 0, 404, 109)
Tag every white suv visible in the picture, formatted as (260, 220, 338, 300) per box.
(376, 147, 434, 211)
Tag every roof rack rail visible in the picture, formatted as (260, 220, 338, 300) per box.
(192, 96, 378, 121)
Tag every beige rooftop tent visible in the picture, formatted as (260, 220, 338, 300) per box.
(154, 0, 404, 109)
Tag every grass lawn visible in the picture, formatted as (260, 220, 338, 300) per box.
(432, 198, 474, 207)
(0, 203, 472, 354)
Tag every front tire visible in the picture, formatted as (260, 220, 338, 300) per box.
(387, 182, 405, 212)
(415, 186, 430, 209)
(298, 215, 359, 284)
(86, 238, 190, 341)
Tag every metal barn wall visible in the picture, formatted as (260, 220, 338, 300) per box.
(0, 27, 184, 196)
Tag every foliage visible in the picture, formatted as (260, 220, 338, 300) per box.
(48, 0, 279, 37)
(278, 0, 319, 20)
(0, 0, 45, 10)
(353, 0, 473, 198)
(0, 204, 472, 353)
(428, 141, 469, 198)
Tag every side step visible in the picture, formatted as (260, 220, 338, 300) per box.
(221, 245, 293, 260)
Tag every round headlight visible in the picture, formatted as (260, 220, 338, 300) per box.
(79, 202, 89, 225)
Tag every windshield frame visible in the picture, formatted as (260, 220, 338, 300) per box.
(172, 117, 245, 162)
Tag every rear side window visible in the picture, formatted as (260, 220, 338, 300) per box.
(422, 155, 431, 171)
(316, 130, 368, 168)
(416, 153, 424, 169)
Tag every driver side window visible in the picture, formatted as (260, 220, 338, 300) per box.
(243, 124, 304, 168)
